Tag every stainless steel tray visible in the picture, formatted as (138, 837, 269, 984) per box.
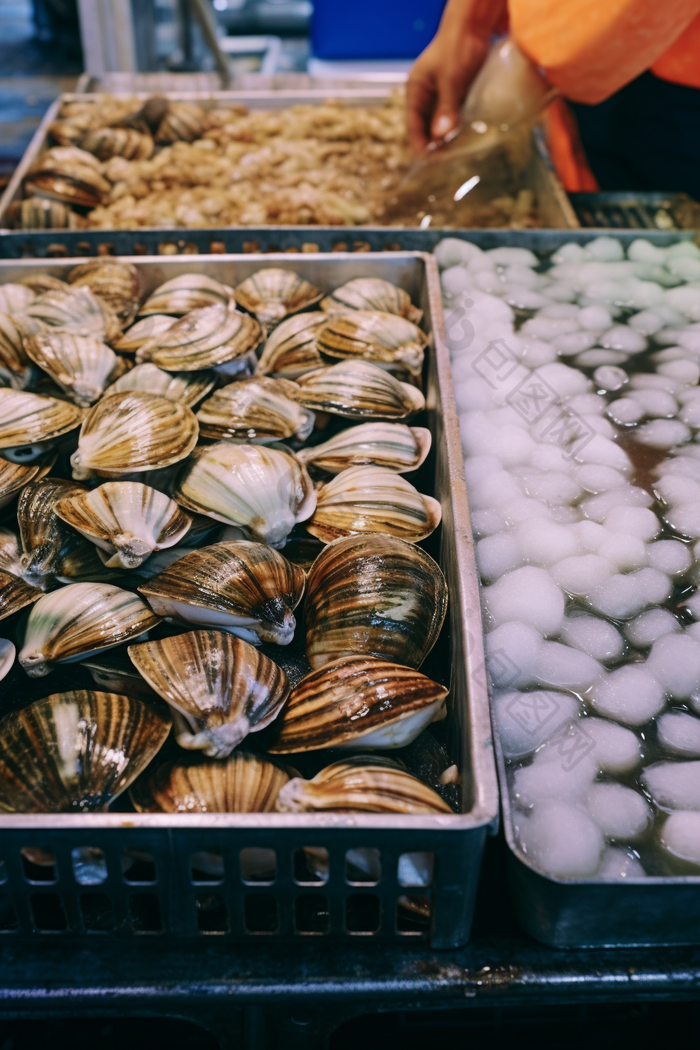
(0, 89, 578, 232)
(0, 251, 498, 947)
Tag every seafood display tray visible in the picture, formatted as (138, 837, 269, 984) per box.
(0, 251, 498, 948)
(0, 89, 578, 234)
(570, 191, 700, 230)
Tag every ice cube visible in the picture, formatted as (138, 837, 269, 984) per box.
(587, 237, 625, 262)
(476, 533, 523, 582)
(596, 532, 648, 572)
(603, 506, 660, 542)
(600, 326, 648, 353)
(664, 501, 700, 538)
(581, 486, 652, 524)
(516, 799, 604, 877)
(460, 413, 536, 465)
(573, 434, 632, 472)
(665, 285, 700, 321)
(586, 783, 652, 840)
(634, 420, 691, 449)
(434, 238, 484, 269)
(594, 365, 628, 392)
(559, 613, 624, 662)
(521, 316, 580, 342)
(656, 712, 700, 757)
(578, 304, 614, 330)
(628, 389, 678, 417)
(573, 464, 628, 493)
(641, 760, 700, 811)
(534, 362, 591, 398)
(544, 282, 578, 303)
(552, 242, 590, 265)
(540, 304, 581, 319)
(512, 745, 599, 808)
(607, 398, 644, 425)
(463, 454, 502, 487)
(659, 811, 700, 865)
(565, 393, 608, 416)
(658, 359, 700, 385)
(520, 338, 559, 367)
(486, 246, 539, 268)
(514, 519, 580, 565)
(597, 847, 646, 878)
(493, 688, 580, 758)
(588, 665, 666, 725)
(483, 566, 565, 634)
(628, 309, 665, 336)
(485, 621, 543, 687)
(648, 540, 692, 576)
(646, 633, 700, 699)
(583, 717, 642, 773)
(628, 239, 667, 263)
(554, 332, 598, 356)
(441, 265, 475, 299)
(517, 469, 582, 505)
(468, 470, 523, 510)
(535, 641, 602, 690)
(502, 287, 552, 311)
(552, 554, 615, 596)
(625, 608, 680, 648)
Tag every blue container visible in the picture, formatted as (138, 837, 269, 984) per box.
(311, 0, 447, 60)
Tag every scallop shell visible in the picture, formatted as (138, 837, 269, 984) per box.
(234, 268, 322, 329)
(0, 451, 57, 509)
(103, 362, 215, 408)
(137, 303, 262, 375)
(70, 391, 199, 480)
(297, 422, 431, 475)
(0, 639, 15, 683)
(173, 442, 316, 548)
(0, 389, 84, 452)
(0, 312, 34, 390)
(24, 331, 119, 407)
(131, 752, 290, 814)
(24, 147, 110, 209)
(128, 629, 290, 758)
(138, 540, 305, 646)
(155, 101, 205, 144)
(317, 311, 427, 377)
(55, 481, 192, 569)
(139, 275, 234, 317)
(112, 315, 177, 353)
(0, 569, 42, 620)
(0, 284, 35, 315)
(304, 534, 448, 669)
(196, 377, 315, 444)
(82, 127, 154, 162)
(9, 196, 85, 231)
(22, 286, 120, 342)
(19, 582, 161, 677)
(0, 691, 170, 813)
(307, 466, 441, 544)
(295, 361, 425, 419)
(268, 655, 448, 753)
(321, 278, 423, 324)
(255, 312, 326, 379)
(67, 259, 142, 327)
(276, 756, 451, 814)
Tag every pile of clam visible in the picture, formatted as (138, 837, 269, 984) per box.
(0, 261, 455, 817)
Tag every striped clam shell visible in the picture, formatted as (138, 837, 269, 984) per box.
(0, 639, 15, 683)
(0, 284, 35, 315)
(155, 101, 206, 144)
(304, 534, 448, 670)
(234, 268, 322, 329)
(9, 196, 85, 231)
(70, 391, 199, 480)
(19, 582, 161, 677)
(196, 377, 315, 444)
(128, 629, 290, 758)
(137, 303, 262, 373)
(295, 361, 425, 419)
(17, 275, 67, 295)
(24, 147, 110, 209)
(82, 647, 157, 697)
(0, 526, 21, 576)
(276, 756, 452, 814)
(131, 752, 290, 814)
(268, 655, 448, 753)
(297, 422, 431, 475)
(0, 389, 84, 453)
(0, 451, 57, 510)
(139, 274, 234, 317)
(317, 310, 427, 377)
(54, 481, 192, 569)
(81, 126, 154, 162)
(0, 569, 42, 620)
(255, 312, 326, 379)
(173, 442, 316, 548)
(103, 362, 216, 408)
(321, 278, 423, 324)
(307, 466, 441, 544)
(0, 312, 33, 390)
(21, 286, 121, 343)
(112, 315, 177, 353)
(67, 259, 142, 327)
(0, 691, 170, 813)
(138, 540, 305, 646)
(24, 330, 119, 407)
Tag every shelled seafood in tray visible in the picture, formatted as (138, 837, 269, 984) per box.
(0, 252, 497, 946)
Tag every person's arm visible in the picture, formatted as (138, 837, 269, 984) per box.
(406, 0, 508, 154)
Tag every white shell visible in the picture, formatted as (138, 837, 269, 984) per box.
(0, 285, 35, 315)
(103, 362, 216, 408)
(111, 315, 177, 353)
(321, 278, 423, 323)
(136, 303, 262, 372)
(196, 377, 315, 444)
(0, 638, 15, 683)
(295, 360, 425, 419)
(139, 274, 234, 316)
(317, 310, 427, 377)
(255, 312, 326, 379)
(0, 389, 84, 451)
(297, 422, 431, 474)
(25, 330, 118, 407)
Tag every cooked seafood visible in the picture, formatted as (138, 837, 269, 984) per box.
(234, 269, 322, 329)
(255, 312, 326, 380)
(196, 377, 314, 444)
(295, 360, 425, 419)
(297, 422, 431, 474)
(131, 752, 290, 813)
(321, 278, 423, 324)
(317, 310, 427, 377)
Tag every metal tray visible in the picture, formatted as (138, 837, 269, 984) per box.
(0, 89, 578, 233)
(0, 251, 498, 948)
(570, 191, 700, 230)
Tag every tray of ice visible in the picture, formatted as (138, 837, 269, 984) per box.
(437, 231, 700, 948)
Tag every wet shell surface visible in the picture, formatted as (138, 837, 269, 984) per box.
(139, 274, 234, 317)
(82, 126, 154, 162)
(268, 655, 448, 753)
(0, 638, 15, 683)
(317, 310, 427, 377)
(0, 389, 84, 452)
(25, 330, 119, 407)
(304, 534, 448, 669)
(23, 146, 110, 208)
(307, 466, 441, 544)
(295, 360, 425, 419)
(55, 481, 192, 569)
(234, 268, 322, 329)
(297, 422, 431, 475)
(17, 476, 102, 588)
(255, 312, 326, 379)
(276, 756, 452, 814)
(196, 377, 315, 444)
(112, 315, 177, 353)
(131, 752, 290, 813)
(321, 278, 423, 324)
(0, 284, 35, 315)
(128, 629, 290, 758)
(0, 569, 42, 620)
(0, 311, 35, 390)
(0, 691, 170, 813)
(174, 442, 316, 548)
(18, 582, 161, 677)
(70, 391, 198, 480)
(0, 451, 57, 510)
(67, 259, 142, 327)
(22, 286, 120, 342)
(137, 303, 262, 373)
(138, 540, 305, 646)
(155, 101, 205, 144)
(9, 196, 84, 230)
(82, 648, 157, 697)
(103, 361, 215, 408)
(0, 526, 22, 576)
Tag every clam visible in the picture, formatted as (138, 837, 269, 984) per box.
(82, 648, 156, 697)
(22, 286, 121, 343)
(0, 569, 42, 620)
(0, 312, 34, 390)
(173, 442, 316, 547)
(255, 312, 326, 379)
(70, 391, 199, 480)
(196, 377, 315, 444)
(317, 311, 427, 377)
(128, 629, 290, 757)
(120, 95, 170, 135)
(234, 268, 322, 329)
(103, 362, 215, 408)
(155, 101, 206, 143)
(81, 127, 154, 162)
(24, 331, 119, 407)
(0, 284, 35, 315)
(297, 422, 431, 475)
(18, 275, 68, 295)
(295, 361, 425, 419)
(138, 540, 305, 645)
(131, 752, 290, 814)
(0, 451, 57, 509)
(23, 146, 110, 209)
(67, 259, 142, 327)
(0, 389, 84, 459)
(307, 466, 441, 544)
(304, 534, 448, 669)
(0, 691, 170, 813)
(9, 197, 85, 231)
(139, 274, 234, 317)
(137, 303, 262, 375)
(276, 756, 452, 814)
(321, 278, 423, 324)
(0, 526, 21, 575)
(112, 315, 177, 353)
(19, 582, 161, 677)
(0, 639, 15, 683)
(55, 481, 191, 569)
(268, 655, 448, 753)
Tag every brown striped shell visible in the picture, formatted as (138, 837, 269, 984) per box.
(0, 285, 35, 315)
(304, 534, 448, 669)
(295, 360, 425, 419)
(139, 275, 234, 317)
(234, 268, 322, 329)
(67, 259, 142, 327)
(0, 527, 21, 576)
(131, 752, 290, 813)
(112, 315, 177, 353)
(23, 147, 110, 209)
(81, 127, 154, 162)
(0, 451, 57, 510)
(296, 422, 431, 475)
(155, 101, 206, 144)
(0, 311, 34, 390)
(137, 303, 262, 373)
(195, 377, 315, 444)
(0, 691, 170, 813)
(9, 196, 85, 231)
(24, 330, 119, 407)
(317, 310, 427, 377)
(268, 655, 448, 753)
(0, 389, 84, 452)
(275, 756, 452, 814)
(138, 540, 305, 646)
(321, 278, 423, 324)
(255, 312, 326, 379)
(21, 286, 120, 342)
(103, 362, 215, 408)
(0, 569, 42, 620)
(128, 629, 290, 758)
